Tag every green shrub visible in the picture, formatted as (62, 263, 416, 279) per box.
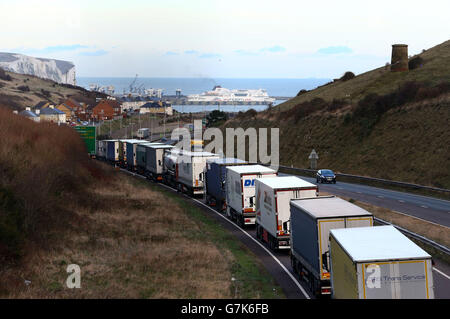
(409, 56, 424, 70)
(340, 71, 355, 81)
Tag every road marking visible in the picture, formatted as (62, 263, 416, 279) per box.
(191, 198, 311, 299)
(152, 179, 312, 299)
(433, 268, 450, 280)
(357, 191, 362, 194)
(338, 187, 343, 190)
(421, 205, 428, 209)
(377, 195, 384, 198)
(398, 200, 405, 203)
(120, 167, 449, 296)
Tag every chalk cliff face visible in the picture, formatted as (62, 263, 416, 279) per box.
(0, 52, 76, 85)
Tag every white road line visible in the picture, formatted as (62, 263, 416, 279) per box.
(120, 168, 450, 296)
(377, 195, 384, 198)
(156, 181, 311, 298)
(421, 205, 428, 209)
(191, 198, 311, 299)
(398, 200, 405, 203)
(433, 268, 450, 280)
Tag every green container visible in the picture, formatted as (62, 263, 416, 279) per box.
(75, 126, 96, 155)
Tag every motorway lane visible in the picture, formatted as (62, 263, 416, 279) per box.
(280, 173, 450, 228)
(120, 169, 312, 299)
(120, 168, 450, 299)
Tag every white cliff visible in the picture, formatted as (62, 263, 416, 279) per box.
(0, 52, 76, 85)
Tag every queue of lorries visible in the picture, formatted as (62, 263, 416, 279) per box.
(95, 138, 435, 299)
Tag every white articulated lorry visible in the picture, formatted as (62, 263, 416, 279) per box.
(226, 165, 277, 226)
(164, 149, 219, 196)
(290, 196, 374, 297)
(255, 176, 318, 250)
(145, 144, 174, 181)
(329, 225, 434, 299)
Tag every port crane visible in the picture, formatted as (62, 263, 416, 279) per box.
(129, 74, 138, 93)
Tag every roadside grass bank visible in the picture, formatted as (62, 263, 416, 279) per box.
(127, 174, 284, 299)
(0, 164, 284, 298)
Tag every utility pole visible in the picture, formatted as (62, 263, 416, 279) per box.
(163, 106, 166, 138)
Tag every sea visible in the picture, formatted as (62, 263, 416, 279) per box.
(77, 77, 330, 113)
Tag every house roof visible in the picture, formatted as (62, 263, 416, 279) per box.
(19, 110, 38, 117)
(64, 98, 82, 109)
(34, 101, 50, 109)
(141, 102, 161, 109)
(95, 99, 121, 109)
(57, 103, 73, 111)
(40, 107, 66, 115)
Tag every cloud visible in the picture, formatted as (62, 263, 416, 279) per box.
(15, 44, 89, 55)
(260, 45, 286, 53)
(164, 51, 179, 56)
(234, 49, 258, 56)
(78, 49, 108, 56)
(317, 46, 353, 54)
(184, 50, 199, 55)
(199, 53, 222, 59)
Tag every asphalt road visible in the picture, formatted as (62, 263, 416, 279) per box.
(120, 168, 450, 299)
(280, 173, 450, 228)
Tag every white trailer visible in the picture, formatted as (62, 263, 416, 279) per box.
(255, 176, 318, 250)
(330, 225, 434, 299)
(165, 149, 219, 196)
(290, 196, 374, 297)
(226, 165, 277, 226)
(137, 128, 150, 139)
(145, 144, 174, 181)
(97, 140, 107, 159)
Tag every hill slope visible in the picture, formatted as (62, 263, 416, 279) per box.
(223, 39, 450, 188)
(279, 40, 450, 111)
(0, 68, 105, 110)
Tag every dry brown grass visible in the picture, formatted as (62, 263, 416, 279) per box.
(0, 171, 235, 298)
(0, 70, 101, 110)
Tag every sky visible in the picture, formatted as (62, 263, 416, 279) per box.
(0, 0, 449, 78)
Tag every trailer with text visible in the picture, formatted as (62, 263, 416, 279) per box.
(290, 196, 373, 297)
(226, 165, 277, 226)
(255, 176, 318, 250)
(329, 225, 434, 299)
(164, 149, 219, 196)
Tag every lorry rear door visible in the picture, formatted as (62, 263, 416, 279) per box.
(318, 218, 345, 279)
(359, 259, 432, 299)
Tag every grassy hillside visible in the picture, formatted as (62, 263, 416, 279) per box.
(279, 40, 450, 111)
(0, 107, 283, 298)
(223, 40, 450, 189)
(0, 68, 105, 109)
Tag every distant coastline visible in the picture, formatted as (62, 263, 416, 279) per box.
(76, 77, 330, 97)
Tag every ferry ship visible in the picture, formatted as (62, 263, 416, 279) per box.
(187, 86, 275, 105)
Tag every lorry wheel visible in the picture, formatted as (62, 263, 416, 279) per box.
(291, 256, 297, 273)
(269, 237, 274, 251)
(238, 216, 244, 227)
